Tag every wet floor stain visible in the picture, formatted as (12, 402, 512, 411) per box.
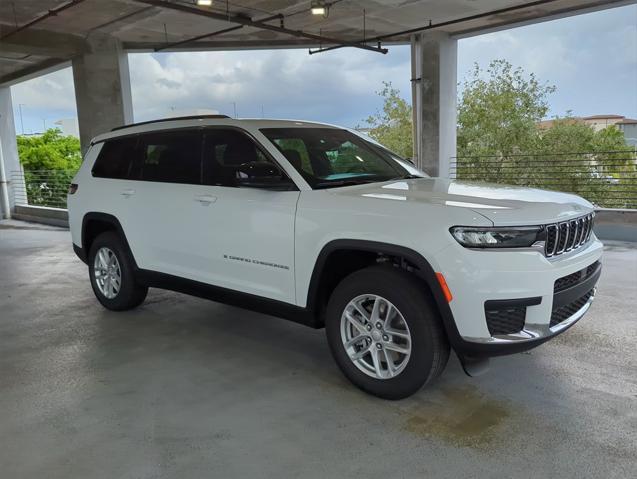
(403, 385, 512, 449)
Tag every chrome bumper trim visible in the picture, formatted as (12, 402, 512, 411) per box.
(464, 288, 596, 345)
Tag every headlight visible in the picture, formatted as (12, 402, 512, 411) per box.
(450, 226, 543, 248)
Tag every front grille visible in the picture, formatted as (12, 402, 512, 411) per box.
(545, 213, 594, 257)
(550, 289, 594, 327)
(485, 307, 526, 335)
(554, 261, 600, 293)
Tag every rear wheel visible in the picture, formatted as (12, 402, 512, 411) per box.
(88, 231, 147, 310)
(325, 265, 449, 399)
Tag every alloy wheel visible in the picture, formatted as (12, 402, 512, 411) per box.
(93, 247, 121, 299)
(340, 294, 412, 379)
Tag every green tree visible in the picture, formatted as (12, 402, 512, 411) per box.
(454, 60, 635, 207)
(457, 60, 555, 159)
(17, 128, 81, 171)
(16, 128, 82, 208)
(361, 81, 413, 158)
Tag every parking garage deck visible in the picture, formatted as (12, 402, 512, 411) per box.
(0, 220, 635, 478)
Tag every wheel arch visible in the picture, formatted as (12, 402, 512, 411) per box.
(81, 213, 138, 269)
(306, 239, 464, 349)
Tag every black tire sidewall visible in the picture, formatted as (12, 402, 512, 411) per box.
(88, 231, 146, 311)
(326, 266, 444, 400)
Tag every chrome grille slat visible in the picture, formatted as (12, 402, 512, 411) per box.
(566, 219, 577, 251)
(573, 219, 581, 246)
(546, 224, 558, 257)
(578, 217, 585, 246)
(544, 213, 594, 258)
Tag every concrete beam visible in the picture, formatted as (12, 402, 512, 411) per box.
(72, 34, 133, 152)
(410, 32, 457, 177)
(0, 25, 86, 57)
(0, 58, 69, 87)
(453, 0, 637, 39)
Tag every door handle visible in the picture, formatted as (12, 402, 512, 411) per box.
(121, 189, 135, 197)
(195, 194, 217, 205)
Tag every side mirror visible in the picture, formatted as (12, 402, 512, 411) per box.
(235, 162, 292, 189)
(405, 157, 416, 165)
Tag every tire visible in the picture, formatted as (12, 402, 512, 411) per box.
(88, 231, 148, 311)
(325, 265, 450, 400)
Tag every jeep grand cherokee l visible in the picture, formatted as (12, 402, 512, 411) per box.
(68, 115, 602, 399)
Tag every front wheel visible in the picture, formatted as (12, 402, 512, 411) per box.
(88, 231, 148, 311)
(325, 265, 449, 399)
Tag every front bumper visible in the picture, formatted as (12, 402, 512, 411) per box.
(432, 236, 603, 357)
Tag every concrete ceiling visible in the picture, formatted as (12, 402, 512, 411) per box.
(0, 0, 633, 85)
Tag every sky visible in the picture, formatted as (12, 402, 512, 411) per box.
(9, 3, 637, 135)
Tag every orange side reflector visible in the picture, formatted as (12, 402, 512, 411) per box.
(435, 272, 453, 303)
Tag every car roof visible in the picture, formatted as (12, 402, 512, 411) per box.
(92, 117, 341, 144)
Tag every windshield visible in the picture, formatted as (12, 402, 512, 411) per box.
(260, 127, 425, 189)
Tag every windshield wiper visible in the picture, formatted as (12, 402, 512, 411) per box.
(314, 178, 376, 189)
(390, 174, 424, 180)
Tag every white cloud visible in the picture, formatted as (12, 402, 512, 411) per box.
(8, 3, 636, 134)
(458, 4, 637, 118)
(10, 68, 76, 111)
(128, 46, 411, 127)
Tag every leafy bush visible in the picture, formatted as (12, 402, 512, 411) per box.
(17, 129, 81, 208)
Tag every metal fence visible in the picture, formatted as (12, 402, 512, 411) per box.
(450, 150, 637, 209)
(10, 150, 637, 211)
(11, 169, 76, 210)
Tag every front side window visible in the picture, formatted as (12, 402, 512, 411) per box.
(92, 136, 139, 179)
(137, 130, 202, 184)
(260, 128, 421, 188)
(203, 129, 292, 189)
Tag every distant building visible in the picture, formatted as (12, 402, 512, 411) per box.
(615, 118, 637, 147)
(53, 118, 79, 138)
(581, 114, 631, 132)
(537, 114, 637, 146)
(164, 108, 220, 118)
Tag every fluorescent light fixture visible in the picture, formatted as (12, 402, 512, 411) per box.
(197, 0, 212, 6)
(311, 1, 328, 16)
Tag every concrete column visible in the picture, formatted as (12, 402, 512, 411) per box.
(0, 86, 24, 217)
(72, 34, 133, 153)
(411, 32, 457, 177)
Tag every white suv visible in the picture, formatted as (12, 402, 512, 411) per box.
(68, 115, 602, 399)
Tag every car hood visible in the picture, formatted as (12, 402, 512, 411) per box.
(327, 178, 594, 226)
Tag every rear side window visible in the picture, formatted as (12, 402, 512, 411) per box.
(92, 137, 138, 179)
(137, 130, 202, 184)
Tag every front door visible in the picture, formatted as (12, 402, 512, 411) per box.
(191, 128, 299, 304)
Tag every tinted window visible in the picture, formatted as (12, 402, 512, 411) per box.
(92, 136, 138, 179)
(202, 129, 280, 187)
(137, 130, 202, 184)
(261, 128, 418, 189)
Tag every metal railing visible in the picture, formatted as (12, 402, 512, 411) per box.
(450, 150, 637, 209)
(10, 150, 637, 211)
(10, 169, 76, 210)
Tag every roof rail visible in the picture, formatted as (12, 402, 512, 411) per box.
(111, 115, 231, 132)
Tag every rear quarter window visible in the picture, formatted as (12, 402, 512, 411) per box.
(92, 137, 139, 179)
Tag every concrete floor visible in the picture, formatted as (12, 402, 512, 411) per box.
(1, 220, 636, 479)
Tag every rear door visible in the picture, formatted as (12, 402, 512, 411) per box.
(120, 128, 210, 277)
